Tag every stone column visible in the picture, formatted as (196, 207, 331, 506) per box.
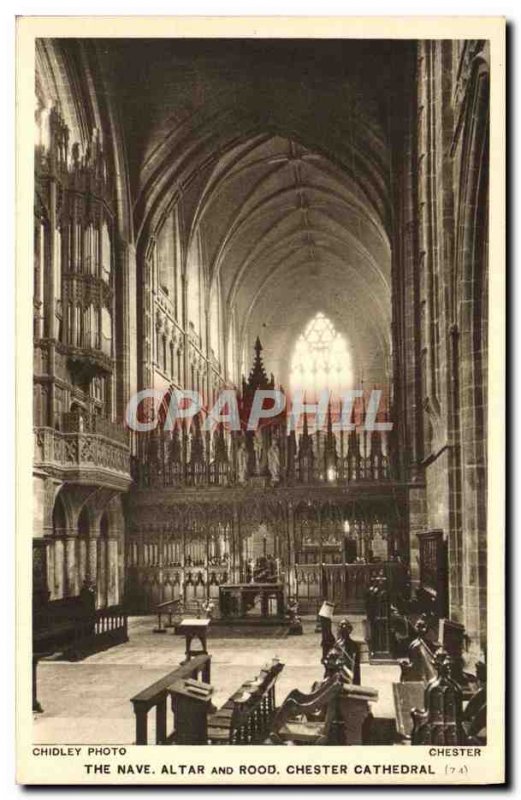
(44, 176, 56, 341)
(115, 241, 138, 421)
(407, 487, 427, 588)
(46, 538, 55, 600)
(87, 535, 99, 595)
(97, 536, 107, 608)
(118, 532, 126, 604)
(287, 506, 296, 597)
(53, 537, 65, 598)
(106, 538, 120, 607)
(64, 534, 78, 596)
(37, 478, 62, 600)
(78, 537, 88, 589)
(232, 506, 241, 584)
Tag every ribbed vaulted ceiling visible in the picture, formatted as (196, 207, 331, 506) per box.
(98, 38, 407, 386)
(193, 133, 391, 386)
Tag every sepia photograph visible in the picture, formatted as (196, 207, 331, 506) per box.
(15, 15, 505, 785)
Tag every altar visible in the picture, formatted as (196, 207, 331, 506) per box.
(218, 582, 285, 622)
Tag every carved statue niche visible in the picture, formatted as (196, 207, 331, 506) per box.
(236, 437, 249, 485)
(253, 430, 264, 475)
(267, 437, 281, 485)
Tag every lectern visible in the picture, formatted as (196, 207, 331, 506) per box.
(169, 678, 214, 744)
(174, 617, 210, 660)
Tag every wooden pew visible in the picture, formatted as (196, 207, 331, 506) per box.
(435, 618, 473, 690)
(130, 654, 211, 744)
(169, 679, 214, 744)
(337, 684, 380, 745)
(393, 681, 425, 740)
(411, 651, 465, 744)
(399, 617, 477, 698)
(394, 651, 487, 744)
(270, 675, 378, 745)
(323, 619, 362, 685)
(399, 618, 438, 683)
(365, 575, 392, 659)
(207, 660, 284, 744)
(269, 675, 342, 744)
(388, 605, 423, 658)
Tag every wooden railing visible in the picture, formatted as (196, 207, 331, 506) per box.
(63, 604, 128, 660)
(90, 606, 128, 652)
(130, 654, 211, 745)
(33, 598, 128, 661)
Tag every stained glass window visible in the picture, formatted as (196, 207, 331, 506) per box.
(290, 312, 353, 399)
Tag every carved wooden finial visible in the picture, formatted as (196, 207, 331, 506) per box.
(434, 648, 452, 677)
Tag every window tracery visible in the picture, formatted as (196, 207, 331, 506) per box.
(290, 312, 353, 399)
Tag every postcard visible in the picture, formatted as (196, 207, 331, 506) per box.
(16, 15, 505, 785)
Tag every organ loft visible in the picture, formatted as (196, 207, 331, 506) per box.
(31, 36, 490, 746)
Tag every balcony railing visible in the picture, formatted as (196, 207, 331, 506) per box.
(61, 411, 129, 445)
(34, 425, 131, 481)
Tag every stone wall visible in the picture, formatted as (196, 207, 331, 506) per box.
(393, 41, 489, 656)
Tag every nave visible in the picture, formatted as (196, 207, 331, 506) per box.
(34, 578, 486, 748)
(33, 615, 401, 745)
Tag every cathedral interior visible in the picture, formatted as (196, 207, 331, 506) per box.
(32, 37, 489, 746)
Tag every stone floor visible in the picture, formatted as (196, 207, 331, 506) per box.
(33, 615, 400, 744)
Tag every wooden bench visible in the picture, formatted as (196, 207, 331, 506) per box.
(169, 678, 214, 744)
(270, 675, 378, 745)
(365, 576, 392, 660)
(130, 654, 211, 744)
(411, 650, 465, 744)
(207, 660, 284, 744)
(270, 674, 342, 744)
(436, 618, 471, 688)
(400, 617, 477, 698)
(388, 606, 424, 658)
(394, 652, 487, 744)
